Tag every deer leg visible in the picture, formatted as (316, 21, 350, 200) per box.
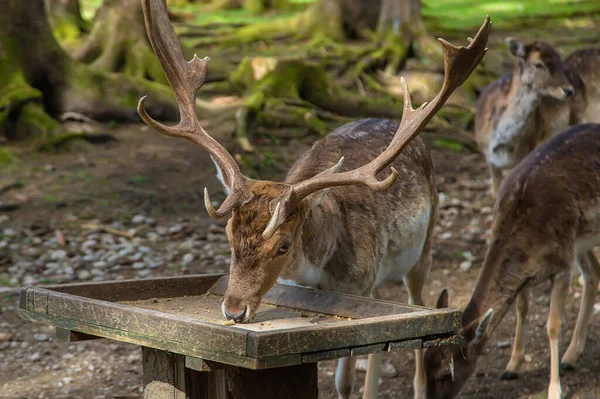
(501, 288, 529, 380)
(405, 256, 430, 399)
(335, 357, 356, 399)
(547, 274, 570, 399)
(362, 352, 383, 399)
(490, 164, 503, 198)
(362, 288, 384, 399)
(561, 252, 600, 369)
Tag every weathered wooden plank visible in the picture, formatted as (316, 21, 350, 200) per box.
(302, 348, 351, 363)
(185, 368, 228, 399)
(55, 328, 102, 342)
(143, 347, 187, 399)
(247, 309, 461, 358)
(210, 276, 425, 319)
(44, 274, 225, 302)
(350, 343, 386, 357)
(44, 290, 247, 355)
(226, 363, 318, 399)
(387, 338, 423, 351)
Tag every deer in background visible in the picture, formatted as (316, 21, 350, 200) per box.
(422, 123, 600, 399)
(137, 1, 490, 398)
(475, 38, 600, 197)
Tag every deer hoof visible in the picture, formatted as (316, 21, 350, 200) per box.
(500, 370, 519, 380)
(560, 362, 575, 371)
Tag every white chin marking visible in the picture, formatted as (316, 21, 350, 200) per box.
(221, 301, 228, 319)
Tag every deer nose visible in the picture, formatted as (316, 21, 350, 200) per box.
(222, 301, 248, 323)
(562, 87, 574, 97)
(492, 143, 514, 155)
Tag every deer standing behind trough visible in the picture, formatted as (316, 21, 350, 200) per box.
(422, 123, 600, 399)
(137, 1, 490, 398)
(475, 39, 600, 196)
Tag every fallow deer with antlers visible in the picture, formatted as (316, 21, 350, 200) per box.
(138, 1, 490, 397)
(422, 123, 600, 399)
(476, 38, 600, 197)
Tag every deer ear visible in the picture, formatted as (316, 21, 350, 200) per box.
(505, 37, 525, 58)
(211, 156, 230, 194)
(435, 288, 449, 309)
(471, 308, 493, 346)
(309, 157, 345, 207)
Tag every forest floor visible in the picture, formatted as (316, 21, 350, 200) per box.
(1, 120, 599, 399)
(2, 4, 600, 399)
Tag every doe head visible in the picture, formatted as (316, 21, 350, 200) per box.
(506, 38, 575, 100)
(420, 290, 494, 399)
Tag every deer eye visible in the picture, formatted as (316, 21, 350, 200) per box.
(278, 242, 291, 255)
(534, 62, 545, 70)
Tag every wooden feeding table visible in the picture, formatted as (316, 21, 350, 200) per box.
(19, 274, 462, 398)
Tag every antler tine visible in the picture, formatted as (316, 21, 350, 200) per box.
(138, 0, 253, 218)
(265, 16, 491, 232)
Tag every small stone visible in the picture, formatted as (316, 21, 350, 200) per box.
(480, 206, 492, 214)
(178, 240, 196, 251)
(53, 364, 62, 370)
(138, 270, 152, 278)
(50, 250, 68, 260)
(62, 377, 73, 384)
(146, 232, 160, 242)
(524, 354, 533, 363)
(168, 224, 183, 234)
(132, 262, 146, 270)
(496, 340, 510, 348)
(594, 303, 600, 315)
(34, 333, 50, 342)
(81, 240, 97, 249)
(131, 214, 146, 224)
(459, 260, 473, 272)
(182, 253, 194, 266)
(380, 362, 397, 378)
(90, 268, 103, 277)
(30, 352, 42, 361)
(2, 228, 17, 238)
(44, 164, 55, 171)
(0, 332, 13, 342)
(440, 232, 452, 240)
(77, 270, 91, 280)
(156, 226, 168, 235)
(92, 261, 107, 269)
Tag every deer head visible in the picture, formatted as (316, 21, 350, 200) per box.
(138, 0, 491, 323)
(506, 38, 574, 100)
(421, 290, 494, 399)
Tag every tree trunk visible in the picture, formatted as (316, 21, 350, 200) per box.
(45, 0, 89, 44)
(377, 0, 441, 62)
(0, 0, 178, 141)
(74, 0, 167, 84)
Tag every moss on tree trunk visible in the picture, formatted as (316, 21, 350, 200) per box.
(45, 0, 89, 45)
(74, 0, 168, 84)
(0, 0, 180, 144)
(227, 56, 402, 150)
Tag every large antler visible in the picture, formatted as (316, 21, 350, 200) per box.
(263, 17, 491, 238)
(138, 0, 253, 218)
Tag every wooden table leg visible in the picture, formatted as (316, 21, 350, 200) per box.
(142, 347, 226, 399)
(226, 363, 318, 399)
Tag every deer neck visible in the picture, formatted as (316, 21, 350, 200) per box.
(279, 194, 343, 288)
(488, 73, 540, 168)
(461, 239, 527, 347)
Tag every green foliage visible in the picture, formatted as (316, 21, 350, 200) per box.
(0, 147, 12, 165)
(129, 175, 152, 184)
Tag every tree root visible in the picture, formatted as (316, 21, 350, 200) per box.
(74, 0, 167, 84)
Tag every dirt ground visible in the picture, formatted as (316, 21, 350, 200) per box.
(1, 115, 599, 399)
